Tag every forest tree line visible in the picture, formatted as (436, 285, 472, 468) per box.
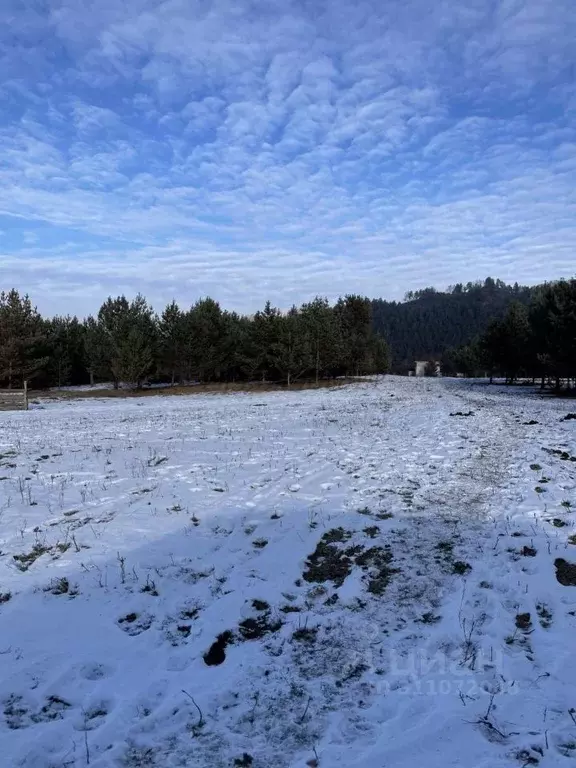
(440, 279, 576, 389)
(1, 277, 574, 391)
(0, 292, 390, 390)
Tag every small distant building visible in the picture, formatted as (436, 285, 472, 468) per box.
(414, 360, 441, 377)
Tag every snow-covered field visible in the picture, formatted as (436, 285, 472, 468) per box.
(1, 377, 575, 768)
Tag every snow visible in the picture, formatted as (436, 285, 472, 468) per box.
(48, 383, 116, 392)
(1, 376, 575, 768)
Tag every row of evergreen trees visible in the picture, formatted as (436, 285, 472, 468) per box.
(441, 279, 576, 388)
(0, 291, 390, 390)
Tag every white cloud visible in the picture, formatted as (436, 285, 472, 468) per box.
(0, 0, 575, 316)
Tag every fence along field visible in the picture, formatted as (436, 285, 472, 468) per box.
(0, 382, 28, 411)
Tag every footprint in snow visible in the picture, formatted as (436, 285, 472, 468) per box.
(116, 611, 154, 635)
(79, 662, 114, 681)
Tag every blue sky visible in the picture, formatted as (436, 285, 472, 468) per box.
(1, 0, 575, 317)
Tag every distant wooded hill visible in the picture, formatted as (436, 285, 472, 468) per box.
(371, 278, 536, 371)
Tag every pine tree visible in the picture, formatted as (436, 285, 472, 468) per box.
(188, 298, 225, 382)
(159, 301, 187, 385)
(335, 295, 372, 376)
(529, 280, 576, 388)
(252, 301, 282, 381)
(300, 297, 338, 383)
(478, 319, 506, 382)
(115, 328, 155, 388)
(275, 307, 311, 387)
(84, 316, 108, 385)
(45, 317, 74, 388)
(454, 344, 481, 378)
(367, 335, 390, 374)
(478, 302, 530, 383)
(96, 295, 156, 388)
(500, 302, 531, 383)
(219, 312, 255, 381)
(0, 290, 47, 387)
